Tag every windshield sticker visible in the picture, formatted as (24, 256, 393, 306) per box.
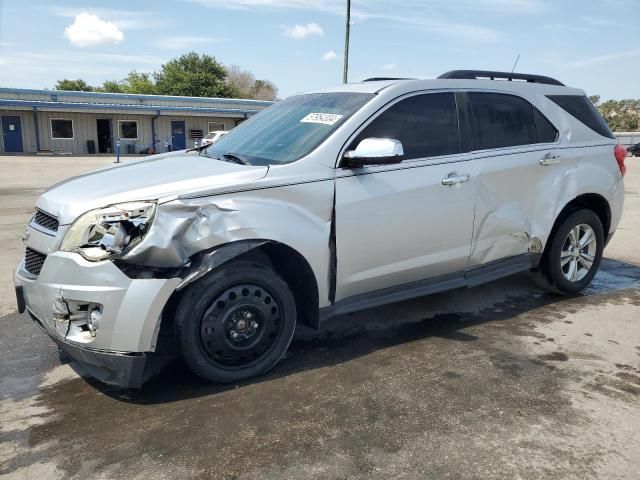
(300, 113, 344, 125)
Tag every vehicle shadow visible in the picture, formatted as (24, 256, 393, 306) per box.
(83, 257, 640, 405)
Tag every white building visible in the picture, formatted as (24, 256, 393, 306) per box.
(0, 88, 272, 155)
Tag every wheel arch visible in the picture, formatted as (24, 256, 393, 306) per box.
(163, 240, 320, 337)
(554, 193, 611, 238)
(543, 193, 611, 261)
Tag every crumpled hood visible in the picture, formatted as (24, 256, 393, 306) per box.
(36, 152, 269, 224)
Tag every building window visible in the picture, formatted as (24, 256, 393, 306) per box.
(208, 122, 225, 133)
(118, 120, 138, 139)
(50, 119, 74, 139)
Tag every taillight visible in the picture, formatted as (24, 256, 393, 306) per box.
(614, 145, 627, 176)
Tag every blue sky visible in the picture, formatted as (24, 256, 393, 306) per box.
(0, 0, 638, 100)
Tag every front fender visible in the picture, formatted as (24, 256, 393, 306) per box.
(122, 180, 334, 307)
(176, 239, 267, 290)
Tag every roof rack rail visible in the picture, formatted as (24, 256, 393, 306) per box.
(438, 70, 565, 86)
(362, 77, 414, 82)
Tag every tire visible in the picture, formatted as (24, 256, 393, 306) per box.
(542, 209, 604, 294)
(175, 261, 297, 383)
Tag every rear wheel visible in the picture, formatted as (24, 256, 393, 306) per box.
(175, 261, 297, 383)
(542, 209, 604, 294)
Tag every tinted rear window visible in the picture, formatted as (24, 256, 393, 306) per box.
(469, 93, 537, 150)
(547, 95, 614, 139)
(533, 107, 559, 143)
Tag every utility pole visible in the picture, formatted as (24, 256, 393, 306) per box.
(343, 0, 351, 84)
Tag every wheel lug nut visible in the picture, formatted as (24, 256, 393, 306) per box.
(251, 321, 258, 329)
(245, 312, 253, 319)
(231, 331, 239, 339)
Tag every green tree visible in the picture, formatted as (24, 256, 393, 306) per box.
(250, 79, 278, 101)
(123, 71, 156, 95)
(154, 52, 241, 98)
(590, 95, 640, 131)
(100, 80, 127, 93)
(599, 99, 640, 132)
(54, 79, 95, 92)
(52, 52, 276, 99)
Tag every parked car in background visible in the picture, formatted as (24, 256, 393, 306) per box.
(627, 143, 640, 157)
(201, 130, 228, 146)
(14, 70, 627, 389)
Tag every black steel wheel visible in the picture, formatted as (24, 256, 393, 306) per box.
(176, 261, 297, 383)
(199, 284, 284, 369)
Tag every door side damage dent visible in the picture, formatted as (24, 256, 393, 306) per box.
(470, 158, 581, 267)
(470, 200, 544, 265)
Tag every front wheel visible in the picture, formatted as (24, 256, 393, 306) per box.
(542, 209, 604, 294)
(175, 261, 297, 383)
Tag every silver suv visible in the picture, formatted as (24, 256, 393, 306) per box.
(14, 70, 627, 388)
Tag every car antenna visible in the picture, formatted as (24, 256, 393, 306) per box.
(511, 54, 521, 73)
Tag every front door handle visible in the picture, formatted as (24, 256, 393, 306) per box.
(540, 152, 561, 165)
(442, 173, 471, 186)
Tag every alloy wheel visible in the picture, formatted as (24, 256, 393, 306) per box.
(560, 223, 597, 283)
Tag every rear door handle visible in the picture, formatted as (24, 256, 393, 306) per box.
(442, 173, 471, 186)
(540, 152, 561, 165)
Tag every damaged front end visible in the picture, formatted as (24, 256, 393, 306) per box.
(116, 180, 332, 302)
(16, 158, 332, 388)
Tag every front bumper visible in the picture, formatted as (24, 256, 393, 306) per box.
(14, 251, 181, 388)
(28, 309, 148, 388)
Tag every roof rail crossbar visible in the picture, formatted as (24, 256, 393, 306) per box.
(362, 77, 414, 82)
(438, 70, 565, 86)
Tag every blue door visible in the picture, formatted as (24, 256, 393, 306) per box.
(171, 121, 186, 150)
(2, 116, 23, 153)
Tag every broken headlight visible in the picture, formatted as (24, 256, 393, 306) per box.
(60, 202, 156, 261)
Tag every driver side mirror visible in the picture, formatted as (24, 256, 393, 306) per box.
(342, 138, 404, 168)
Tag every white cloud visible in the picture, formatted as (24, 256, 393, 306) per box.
(152, 36, 225, 49)
(51, 7, 163, 30)
(382, 63, 397, 72)
(321, 50, 338, 61)
(188, 0, 540, 41)
(282, 22, 324, 39)
(580, 16, 616, 27)
(188, 0, 346, 15)
(0, 50, 165, 88)
(195, 1, 498, 42)
(563, 49, 640, 69)
(64, 13, 125, 47)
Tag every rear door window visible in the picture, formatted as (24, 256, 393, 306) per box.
(469, 93, 537, 150)
(533, 107, 559, 143)
(547, 95, 614, 139)
(352, 92, 460, 160)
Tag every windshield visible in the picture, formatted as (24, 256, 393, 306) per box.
(204, 92, 374, 165)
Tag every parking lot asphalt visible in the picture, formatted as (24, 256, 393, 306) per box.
(1, 155, 639, 479)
